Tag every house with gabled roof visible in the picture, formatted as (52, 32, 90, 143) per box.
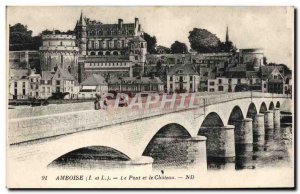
(78, 74, 108, 99)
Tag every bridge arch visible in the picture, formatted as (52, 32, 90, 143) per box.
(142, 123, 192, 167)
(200, 112, 224, 128)
(269, 101, 275, 110)
(259, 102, 268, 113)
(228, 106, 244, 125)
(246, 102, 257, 119)
(48, 146, 130, 168)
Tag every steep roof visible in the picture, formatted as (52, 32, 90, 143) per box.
(167, 64, 198, 75)
(131, 36, 146, 42)
(41, 71, 54, 80)
(10, 69, 29, 80)
(81, 74, 107, 86)
(52, 68, 75, 81)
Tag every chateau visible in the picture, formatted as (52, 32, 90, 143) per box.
(8, 13, 292, 100)
(74, 12, 147, 82)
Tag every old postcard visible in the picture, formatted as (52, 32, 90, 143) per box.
(6, 6, 295, 189)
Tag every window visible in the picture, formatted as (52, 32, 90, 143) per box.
(22, 82, 26, 87)
(47, 87, 50, 93)
(228, 78, 232, 83)
(42, 87, 45, 92)
(170, 83, 173, 89)
(22, 89, 26, 95)
(170, 76, 173, 81)
(209, 81, 215, 86)
(135, 56, 138, 60)
(14, 82, 17, 87)
(190, 83, 193, 89)
(218, 79, 222, 84)
(264, 84, 267, 88)
(91, 40, 95, 49)
(274, 75, 278, 79)
(209, 88, 215, 92)
(179, 76, 183, 82)
(218, 86, 224, 91)
(56, 80, 60, 85)
(190, 76, 193, 81)
(238, 79, 241, 84)
(60, 41, 63, 46)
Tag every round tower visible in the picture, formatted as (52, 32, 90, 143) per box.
(39, 33, 79, 79)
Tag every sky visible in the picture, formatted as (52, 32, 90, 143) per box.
(7, 6, 294, 69)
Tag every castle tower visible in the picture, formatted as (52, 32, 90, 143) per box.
(75, 11, 87, 56)
(39, 33, 79, 80)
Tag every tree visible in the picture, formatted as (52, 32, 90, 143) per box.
(188, 28, 221, 53)
(218, 41, 236, 52)
(170, 41, 188, 54)
(156, 45, 171, 54)
(9, 23, 42, 51)
(143, 33, 157, 54)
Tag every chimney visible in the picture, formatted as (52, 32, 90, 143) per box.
(118, 19, 123, 29)
(134, 17, 139, 28)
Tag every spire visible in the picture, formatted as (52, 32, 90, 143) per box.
(78, 10, 86, 26)
(226, 25, 229, 43)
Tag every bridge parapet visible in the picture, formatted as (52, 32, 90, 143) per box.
(8, 92, 290, 145)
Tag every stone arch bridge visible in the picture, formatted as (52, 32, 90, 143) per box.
(8, 92, 291, 170)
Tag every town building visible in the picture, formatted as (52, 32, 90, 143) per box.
(108, 76, 164, 93)
(261, 66, 285, 94)
(166, 65, 200, 93)
(9, 69, 30, 100)
(78, 74, 108, 99)
(28, 69, 41, 98)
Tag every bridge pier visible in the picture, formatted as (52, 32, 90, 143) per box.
(186, 136, 207, 171)
(199, 125, 235, 170)
(235, 118, 254, 169)
(264, 110, 274, 129)
(264, 110, 275, 151)
(273, 108, 281, 140)
(253, 114, 265, 150)
(235, 118, 253, 152)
